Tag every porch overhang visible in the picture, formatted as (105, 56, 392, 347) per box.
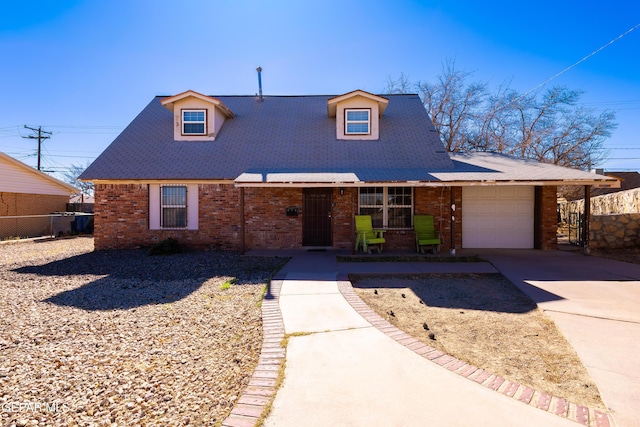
(234, 171, 362, 187)
(233, 174, 620, 188)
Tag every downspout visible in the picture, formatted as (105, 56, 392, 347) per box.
(240, 187, 245, 255)
(450, 187, 456, 256)
(583, 185, 590, 255)
(351, 188, 356, 254)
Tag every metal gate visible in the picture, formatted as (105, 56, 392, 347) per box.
(567, 207, 584, 246)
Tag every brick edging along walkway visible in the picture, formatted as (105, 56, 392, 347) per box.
(222, 279, 285, 427)
(336, 279, 613, 427)
(223, 275, 613, 427)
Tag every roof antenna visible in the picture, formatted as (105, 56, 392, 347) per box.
(256, 66, 264, 102)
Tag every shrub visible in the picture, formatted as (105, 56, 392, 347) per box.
(148, 237, 182, 256)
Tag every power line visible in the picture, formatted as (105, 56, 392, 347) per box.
(520, 23, 640, 99)
(22, 125, 52, 171)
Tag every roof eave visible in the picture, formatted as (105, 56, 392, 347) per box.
(160, 90, 235, 118)
(327, 89, 390, 117)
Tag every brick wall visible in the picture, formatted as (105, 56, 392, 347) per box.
(94, 184, 467, 252)
(94, 184, 150, 249)
(199, 184, 242, 250)
(94, 183, 244, 250)
(345, 187, 460, 253)
(0, 192, 70, 239)
(0, 192, 68, 216)
(333, 188, 355, 249)
(244, 187, 302, 249)
(538, 186, 558, 250)
(412, 186, 461, 252)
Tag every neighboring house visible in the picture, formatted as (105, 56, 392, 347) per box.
(560, 171, 640, 218)
(80, 89, 618, 252)
(562, 171, 640, 201)
(590, 171, 640, 198)
(0, 151, 78, 238)
(68, 194, 95, 213)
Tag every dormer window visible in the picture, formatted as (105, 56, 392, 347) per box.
(161, 91, 234, 141)
(182, 110, 206, 135)
(327, 90, 388, 141)
(345, 109, 370, 135)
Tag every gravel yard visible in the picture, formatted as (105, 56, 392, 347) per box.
(0, 237, 286, 427)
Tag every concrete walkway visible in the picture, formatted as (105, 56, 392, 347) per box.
(223, 249, 637, 427)
(475, 249, 640, 427)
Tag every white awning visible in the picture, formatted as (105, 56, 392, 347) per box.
(235, 171, 361, 186)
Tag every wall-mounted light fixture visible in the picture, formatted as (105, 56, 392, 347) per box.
(339, 188, 345, 196)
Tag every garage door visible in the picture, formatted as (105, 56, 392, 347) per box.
(462, 186, 534, 248)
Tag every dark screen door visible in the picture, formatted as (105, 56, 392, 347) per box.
(303, 188, 332, 246)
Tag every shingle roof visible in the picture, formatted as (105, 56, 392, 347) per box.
(435, 152, 619, 185)
(80, 94, 620, 187)
(80, 94, 454, 181)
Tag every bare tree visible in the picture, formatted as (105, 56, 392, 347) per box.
(384, 72, 413, 95)
(503, 87, 615, 169)
(62, 163, 94, 199)
(386, 62, 617, 170)
(416, 61, 487, 152)
(465, 82, 516, 153)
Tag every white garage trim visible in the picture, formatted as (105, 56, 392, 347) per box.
(462, 186, 534, 249)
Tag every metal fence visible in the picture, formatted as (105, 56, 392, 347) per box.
(66, 203, 94, 213)
(0, 213, 94, 241)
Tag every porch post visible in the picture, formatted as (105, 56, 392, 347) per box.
(450, 187, 456, 256)
(351, 188, 356, 255)
(582, 185, 590, 255)
(240, 187, 245, 255)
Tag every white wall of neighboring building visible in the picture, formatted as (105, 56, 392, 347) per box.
(0, 152, 76, 196)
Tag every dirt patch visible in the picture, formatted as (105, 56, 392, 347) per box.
(558, 222, 640, 265)
(351, 273, 605, 409)
(591, 246, 640, 265)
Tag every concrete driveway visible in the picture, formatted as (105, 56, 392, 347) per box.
(474, 249, 640, 427)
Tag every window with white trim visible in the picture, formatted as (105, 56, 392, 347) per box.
(345, 109, 370, 135)
(182, 109, 206, 135)
(359, 187, 413, 229)
(161, 185, 187, 229)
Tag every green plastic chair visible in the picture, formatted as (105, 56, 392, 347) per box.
(414, 215, 441, 254)
(355, 215, 386, 253)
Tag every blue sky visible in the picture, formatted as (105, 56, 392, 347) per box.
(1, 0, 639, 179)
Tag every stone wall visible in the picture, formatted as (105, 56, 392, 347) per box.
(562, 187, 640, 216)
(559, 187, 640, 249)
(590, 213, 640, 249)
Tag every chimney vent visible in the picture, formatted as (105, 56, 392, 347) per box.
(256, 66, 263, 102)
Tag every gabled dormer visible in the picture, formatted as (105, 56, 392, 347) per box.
(327, 90, 389, 141)
(161, 90, 234, 141)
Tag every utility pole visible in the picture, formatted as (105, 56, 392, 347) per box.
(23, 125, 52, 171)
